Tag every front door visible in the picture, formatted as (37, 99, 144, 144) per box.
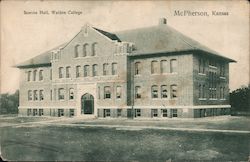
(81, 93, 94, 114)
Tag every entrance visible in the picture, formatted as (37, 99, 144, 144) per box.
(81, 93, 94, 114)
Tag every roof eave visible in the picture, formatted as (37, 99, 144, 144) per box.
(15, 63, 51, 69)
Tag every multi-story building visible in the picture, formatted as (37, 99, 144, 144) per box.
(16, 18, 235, 118)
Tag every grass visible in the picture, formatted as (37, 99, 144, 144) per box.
(1, 124, 250, 161)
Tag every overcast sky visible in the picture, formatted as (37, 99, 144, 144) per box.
(1, 1, 249, 94)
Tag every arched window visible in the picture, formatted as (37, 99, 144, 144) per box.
(92, 64, 98, 77)
(160, 60, 167, 73)
(76, 65, 81, 78)
(33, 90, 38, 101)
(69, 88, 74, 100)
(39, 70, 43, 81)
(135, 62, 141, 75)
(151, 60, 158, 74)
(28, 90, 32, 101)
(161, 85, 168, 98)
(151, 85, 158, 98)
(74, 44, 80, 58)
(112, 63, 117, 75)
(39, 90, 44, 101)
(170, 59, 177, 73)
(84, 65, 90, 77)
(103, 63, 108, 75)
(27, 71, 31, 81)
(59, 67, 63, 78)
(33, 70, 37, 81)
(104, 86, 111, 99)
(92, 43, 97, 56)
(66, 66, 71, 78)
(83, 43, 89, 57)
(58, 88, 65, 100)
(116, 86, 122, 99)
(135, 86, 141, 99)
(170, 84, 177, 98)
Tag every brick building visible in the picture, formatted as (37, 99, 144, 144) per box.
(16, 18, 235, 118)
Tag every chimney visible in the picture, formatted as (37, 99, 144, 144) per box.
(159, 18, 167, 25)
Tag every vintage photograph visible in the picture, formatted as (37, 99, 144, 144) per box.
(0, 1, 249, 161)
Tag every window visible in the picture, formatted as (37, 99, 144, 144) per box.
(59, 67, 63, 78)
(50, 90, 52, 100)
(33, 109, 38, 116)
(58, 109, 64, 117)
(76, 65, 81, 78)
(199, 84, 202, 98)
(112, 63, 118, 75)
(27, 71, 31, 81)
(135, 62, 141, 75)
(39, 70, 43, 81)
(116, 86, 122, 99)
(199, 59, 206, 74)
(92, 43, 97, 56)
(74, 44, 80, 58)
(33, 70, 37, 81)
(98, 86, 101, 99)
(104, 109, 110, 117)
(135, 109, 141, 117)
(27, 109, 32, 116)
(220, 87, 223, 99)
(135, 86, 141, 99)
(223, 87, 225, 99)
(58, 88, 65, 100)
(39, 90, 44, 101)
(172, 109, 178, 117)
(28, 90, 32, 101)
(170, 84, 177, 98)
(151, 85, 158, 98)
(92, 64, 98, 76)
(161, 85, 168, 98)
(69, 88, 74, 100)
(117, 109, 122, 117)
(50, 69, 52, 80)
(162, 109, 168, 117)
(152, 109, 158, 117)
(220, 63, 225, 76)
(66, 66, 71, 78)
(160, 60, 167, 73)
(103, 63, 108, 75)
(170, 59, 177, 73)
(70, 109, 75, 117)
(33, 90, 38, 101)
(104, 86, 111, 99)
(38, 109, 43, 116)
(202, 85, 206, 98)
(83, 44, 89, 57)
(84, 65, 90, 77)
(151, 60, 158, 74)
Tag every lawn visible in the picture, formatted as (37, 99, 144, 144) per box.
(1, 123, 249, 161)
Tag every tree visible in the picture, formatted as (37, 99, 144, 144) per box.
(0, 90, 19, 114)
(230, 85, 250, 114)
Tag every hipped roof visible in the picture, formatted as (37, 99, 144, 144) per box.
(16, 24, 235, 68)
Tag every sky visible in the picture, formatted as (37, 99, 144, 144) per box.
(0, 0, 249, 94)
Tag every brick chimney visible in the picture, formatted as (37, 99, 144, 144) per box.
(159, 18, 167, 25)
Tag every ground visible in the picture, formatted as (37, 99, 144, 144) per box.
(0, 115, 250, 161)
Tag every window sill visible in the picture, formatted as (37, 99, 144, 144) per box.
(209, 65, 217, 69)
(209, 98, 218, 100)
(220, 99, 226, 100)
(219, 76, 226, 79)
(199, 98, 207, 100)
(198, 73, 206, 76)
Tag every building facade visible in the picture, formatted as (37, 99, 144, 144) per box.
(16, 18, 235, 118)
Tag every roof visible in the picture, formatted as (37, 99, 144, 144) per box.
(15, 43, 66, 68)
(115, 25, 235, 62)
(16, 23, 235, 68)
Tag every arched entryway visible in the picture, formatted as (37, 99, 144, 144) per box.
(81, 93, 94, 114)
